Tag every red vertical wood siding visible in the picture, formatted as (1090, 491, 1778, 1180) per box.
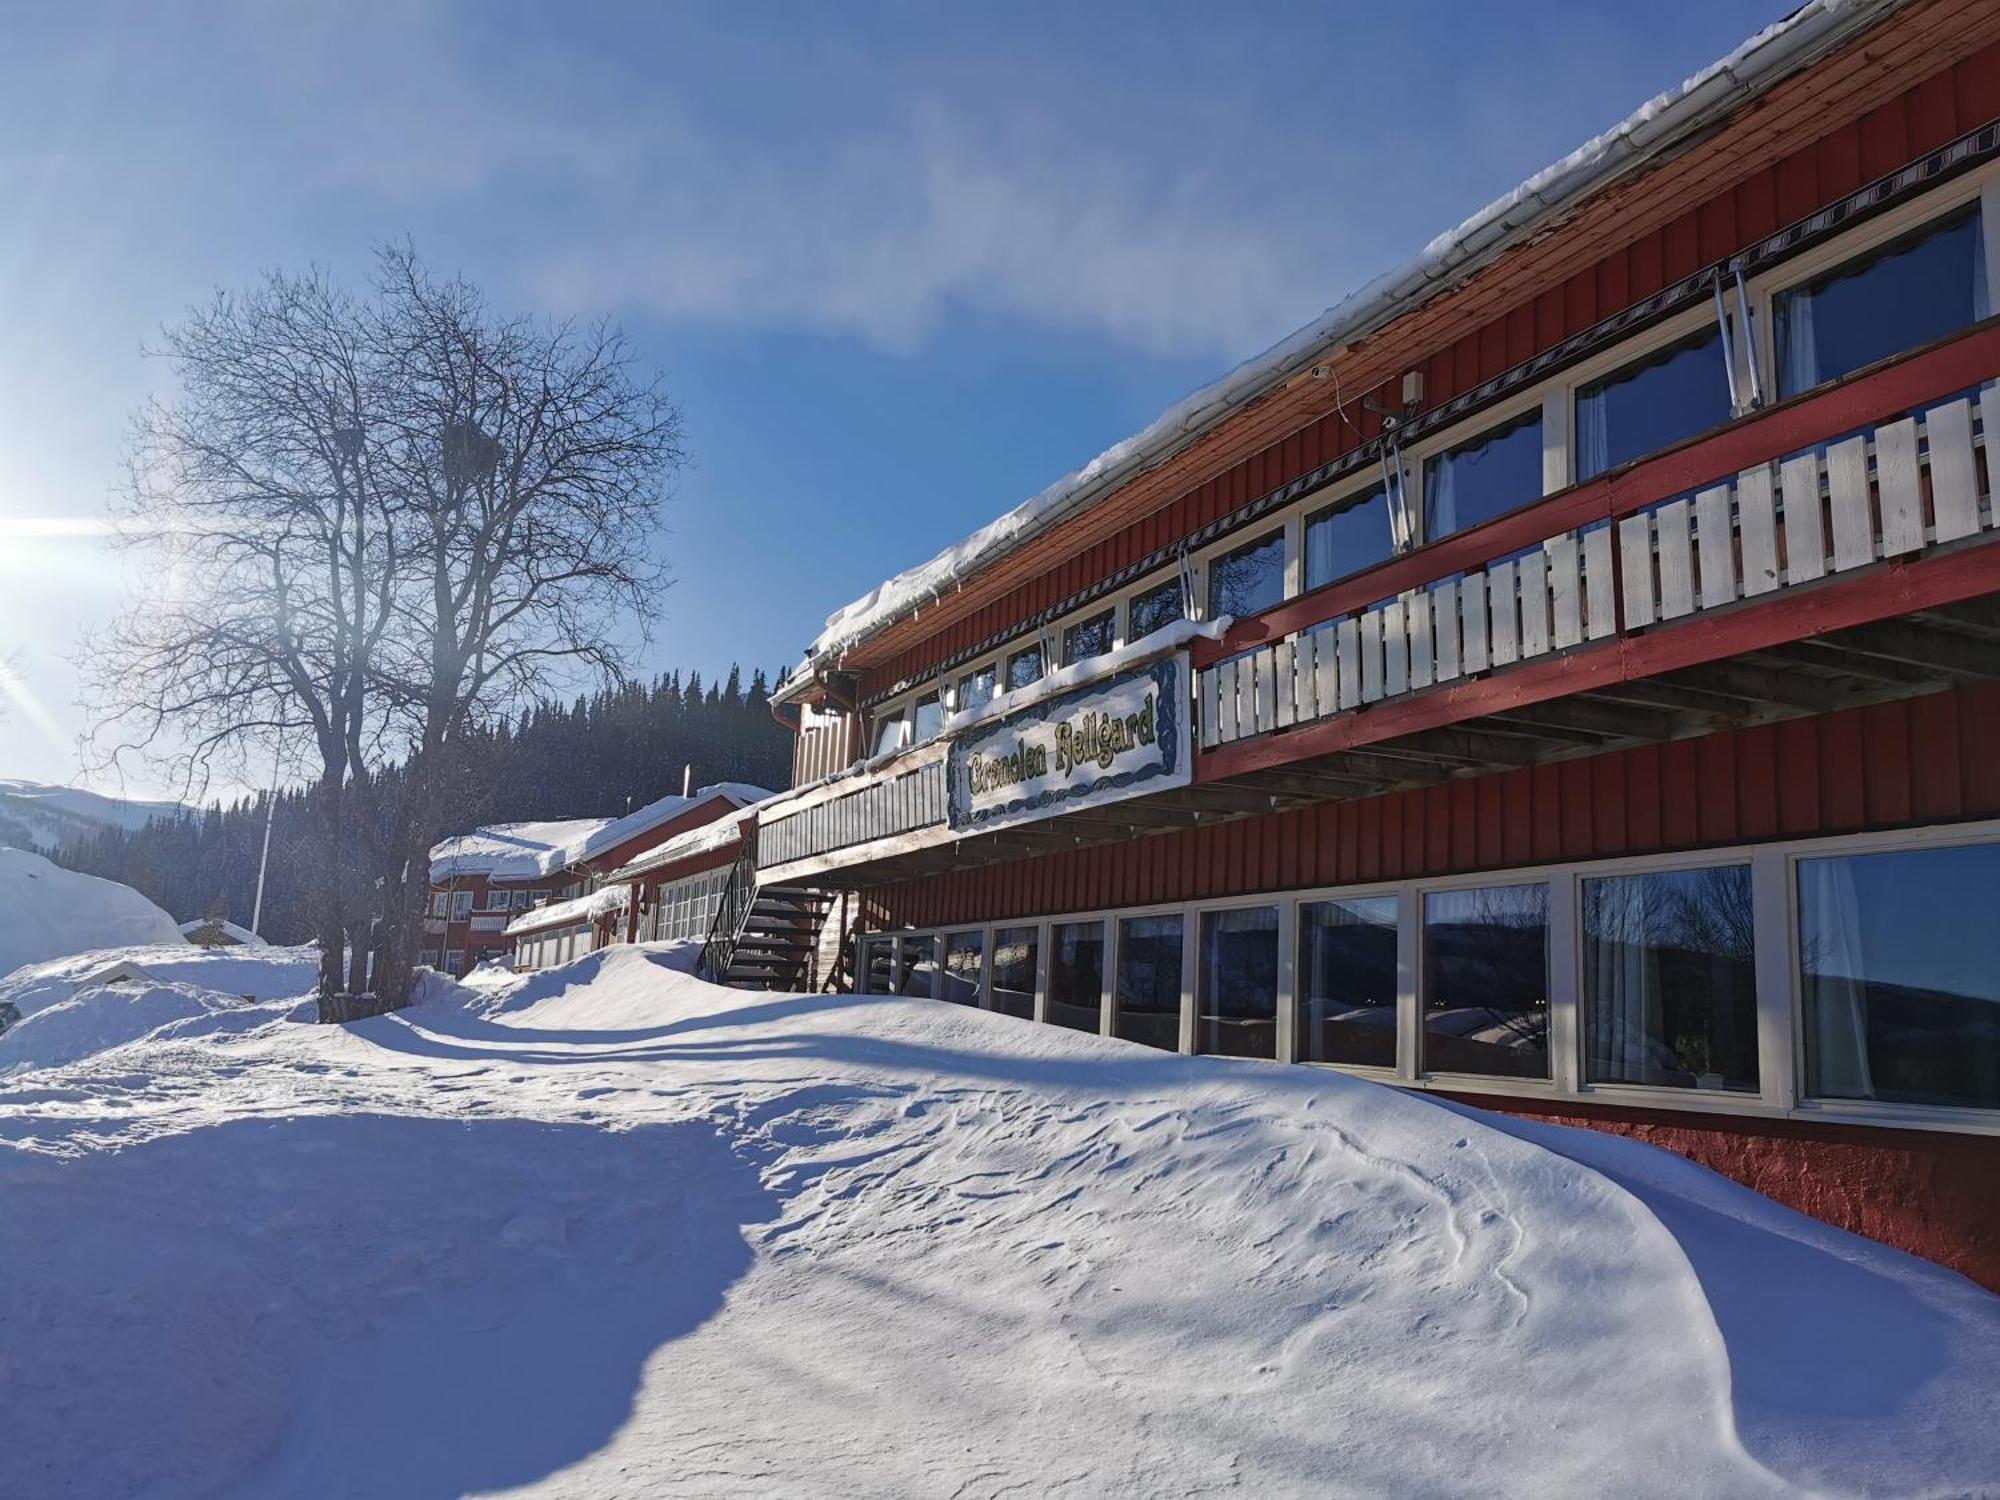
(859, 44, 2000, 702)
(868, 683, 2000, 930)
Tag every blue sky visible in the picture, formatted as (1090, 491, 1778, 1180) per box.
(0, 0, 1782, 797)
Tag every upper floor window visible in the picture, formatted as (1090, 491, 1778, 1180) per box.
(912, 693, 944, 742)
(1006, 643, 1045, 691)
(1303, 484, 1394, 591)
(1423, 407, 1543, 541)
(1128, 577, 1185, 640)
(1206, 530, 1285, 620)
(958, 664, 996, 714)
(871, 711, 906, 757)
(1576, 323, 1732, 481)
(1062, 609, 1115, 666)
(1775, 206, 1989, 400)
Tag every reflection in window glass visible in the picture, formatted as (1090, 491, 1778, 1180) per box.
(912, 693, 944, 743)
(860, 936, 893, 995)
(942, 930, 984, 1006)
(1576, 324, 1731, 480)
(1583, 865, 1757, 1091)
(1799, 842, 2000, 1110)
(896, 934, 938, 998)
(1063, 610, 1116, 666)
(1423, 408, 1543, 540)
(1128, 578, 1185, 640)
(1776, 208, 1989, 399)
(1304, 485, 1394, 590)
(959, 665, 996, 715)
(1048, 921, 1105, 1033)
(1206, 531, 1286, 621)
(1198, 907, 1279, 1058)
(991, 925, 1039, 1020)
(1422, 884, 1549, 1078)
(1298, 897, 1398, 1068)
(871, 713, 905, 757)
(1007, 645, 1045, 691)
(1115, 914, 1183, 1050)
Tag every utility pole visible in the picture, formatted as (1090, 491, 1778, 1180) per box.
(250, 751, 282, 937)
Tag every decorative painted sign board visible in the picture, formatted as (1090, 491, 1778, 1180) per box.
(947, 652, 1190, 834)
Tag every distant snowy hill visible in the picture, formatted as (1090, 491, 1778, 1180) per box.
(0, 944, 1994, 1497)
(0, 847, 184, 981)
(0, 777, 187, 853)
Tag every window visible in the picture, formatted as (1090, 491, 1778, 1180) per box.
(1799, 842, 2000, 1110)
(1422, 883, 1549, 1078)
(942, 930, 984, 1006)
(991, 925, 1039, 1019)
(1775, 207, 1989, 399)
(1423, 407, 1543, 540)
(959, 664, 997, 715)
(450, 891, 474, 920)
(480, 888, 513, 911)
(1297, 896, 1398, 1068)
(511, 889, 533, 910)
(1115, 914, 1182, 1050)
(871, 711, 906, 757)
(1006, 644, 1045, 691)
(431, 893, 450, 918)
(859, 935, 893, 994)
(1128, 577, 1185, 640)
(1304, 485, 1395, 590)
(1575, 324, 1732, 480)
(1047, 920, 1105, 1033)
(1063, 610, 1116, 667)
(1206, 531, 1286, 620)
(1582, 865, 1756, 1092)
(1197, 907, 1279, 1058)
(897, 934, 938, 998)
(912, 693, 944, 743)
(444, 949, 465, 975)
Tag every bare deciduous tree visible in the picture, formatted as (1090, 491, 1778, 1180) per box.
(85, 245, 683, 1005)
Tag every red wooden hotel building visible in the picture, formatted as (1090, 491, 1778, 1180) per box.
(711, 0, 2000, 1287)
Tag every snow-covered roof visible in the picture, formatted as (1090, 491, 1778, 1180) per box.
(428, 783, 775, 883)
(504, 883, 631, 937)
(178, 918, 267, 947)
(781, 0, 1900, 689)
(605, 803, 759, 882)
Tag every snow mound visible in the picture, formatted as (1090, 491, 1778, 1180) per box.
(0, 980, 273, 1073)
(0, 941, 318, 1020)
(0, 943, 1994, 1498)
(0, 846, 183, 980)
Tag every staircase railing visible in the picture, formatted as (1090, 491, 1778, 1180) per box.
(698, 825, 759, 982)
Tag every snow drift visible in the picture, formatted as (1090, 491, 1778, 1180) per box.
(0, 847, 183, 981)
(0, 943, 1994, 1498)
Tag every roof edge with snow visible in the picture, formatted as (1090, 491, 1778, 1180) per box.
(778, 0, 1902, 696)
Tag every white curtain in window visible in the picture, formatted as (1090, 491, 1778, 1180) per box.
(1973, 212, 1992, 321)
(1575, 385, 1611, 483)
(1799, 858, 1872, 1098)
(1425, 455, 1456, 542)
(1776, 285, 1818, 401)
(1585, 884, 1661, 1083)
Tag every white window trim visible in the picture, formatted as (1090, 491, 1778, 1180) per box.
(857, 816, 2000, 1137)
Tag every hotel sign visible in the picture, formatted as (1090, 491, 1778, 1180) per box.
(946, 652, 1190, 833)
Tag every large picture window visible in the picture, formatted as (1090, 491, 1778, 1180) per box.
(912, 693, 944, 743)
(991, 925, 1039, 1019)
(942, 930, 984, 1006)
(1197, 906, 1279, 1058)
(1006, 644, 1045, 692)
(1775, 207, 1989, 400)
(1297, 896, 1398, 1068)
(1423, 407, 1543, 541)
(1422, 883, 1549, 1078)
(871, 713, 905, 757)
(1128, 577, 1185, 640)
(958, 664, 997, 715)
(1799, 842, 2000, 1111)
(895, 934, 938, 998)
(1206, 531, 1285, 621)
(1063, 610, 1116, 666)
(859, 935, 893, 995)
(1575, 324, 1731, 481)
(1047, 920, 1105, 1033)
(1115, 914, 1183, 1050)
(1582, 865, 1757, 1092)
(1304, 485, 1394, 590)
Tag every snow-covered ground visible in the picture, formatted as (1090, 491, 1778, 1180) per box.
(0, 847, 184, 978)
(1, 944, 1995, 1499)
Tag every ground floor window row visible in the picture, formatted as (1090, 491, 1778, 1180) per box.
(515, 923, 598, 972)
(644, 868, 732, 944)
(854, 822, 2000, 1130)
